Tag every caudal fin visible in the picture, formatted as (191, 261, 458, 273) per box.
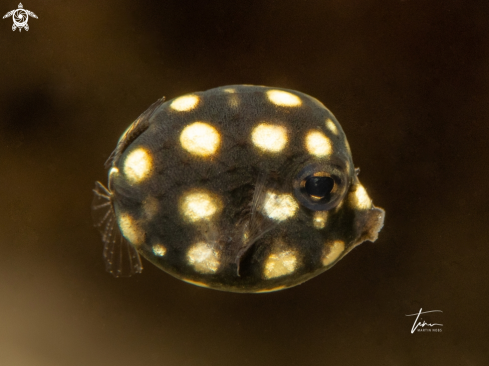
(92, 181, 143, 277)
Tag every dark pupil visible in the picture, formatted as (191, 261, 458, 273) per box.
(305, 176, 334, 199)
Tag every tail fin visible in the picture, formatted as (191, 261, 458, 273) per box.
(92, 181, 143, 277)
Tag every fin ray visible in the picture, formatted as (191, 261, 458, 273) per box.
(92, 181, 143, 277)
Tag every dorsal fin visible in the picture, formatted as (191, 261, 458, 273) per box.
(105, 97, 165, 169)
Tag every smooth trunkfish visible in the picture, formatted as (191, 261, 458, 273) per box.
(92, 85, 385, 293)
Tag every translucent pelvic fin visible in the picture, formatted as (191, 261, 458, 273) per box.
(233, 171, 280, 275)
(92, 181, 143, 277)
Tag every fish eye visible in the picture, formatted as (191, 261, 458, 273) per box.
(304, 175, 334, 200)
(293, 161, 349, 211)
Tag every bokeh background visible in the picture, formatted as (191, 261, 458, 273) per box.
(1, 0, 488, 365)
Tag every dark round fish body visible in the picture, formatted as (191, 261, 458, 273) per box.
(92, 85, 385, 293)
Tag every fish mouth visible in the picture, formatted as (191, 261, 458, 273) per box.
(349, 204, 385, 252)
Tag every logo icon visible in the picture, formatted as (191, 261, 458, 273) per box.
(405, 308, 443, 333)
(3, 3, 37, 32)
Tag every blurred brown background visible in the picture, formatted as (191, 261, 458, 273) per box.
(0, 0, 488, 365)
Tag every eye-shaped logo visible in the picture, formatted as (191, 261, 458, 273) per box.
(3, 3, 38, 32)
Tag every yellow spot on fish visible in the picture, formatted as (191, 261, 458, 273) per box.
(109, 167, 119, 176)
(170, 95, 200, 111)
(118, 213, 144, 246)
(262, 192, 298, 221)
(264, 250, 298, 279)
(266, 90, 302, 107)
(180, 191, 222, 222)
(223, 88, 236, 93)
(180, 122, 220, 157)
(242, 229, 250, 244)
(322, 240, 345, 266)
(351, 184, 372, 210)
(152, 244, 167, 257)
(228, 94, 240, 108)
(142, 196, 159, 220)
(256, 285, 287, 293)
(123, 148, 153, 183)
(326, 118, 339, 135)
(187, 242, 220, 274)
(313, 211, 329, 229)
(251, 123, 288, 153)
(305, 131, 333, 157)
